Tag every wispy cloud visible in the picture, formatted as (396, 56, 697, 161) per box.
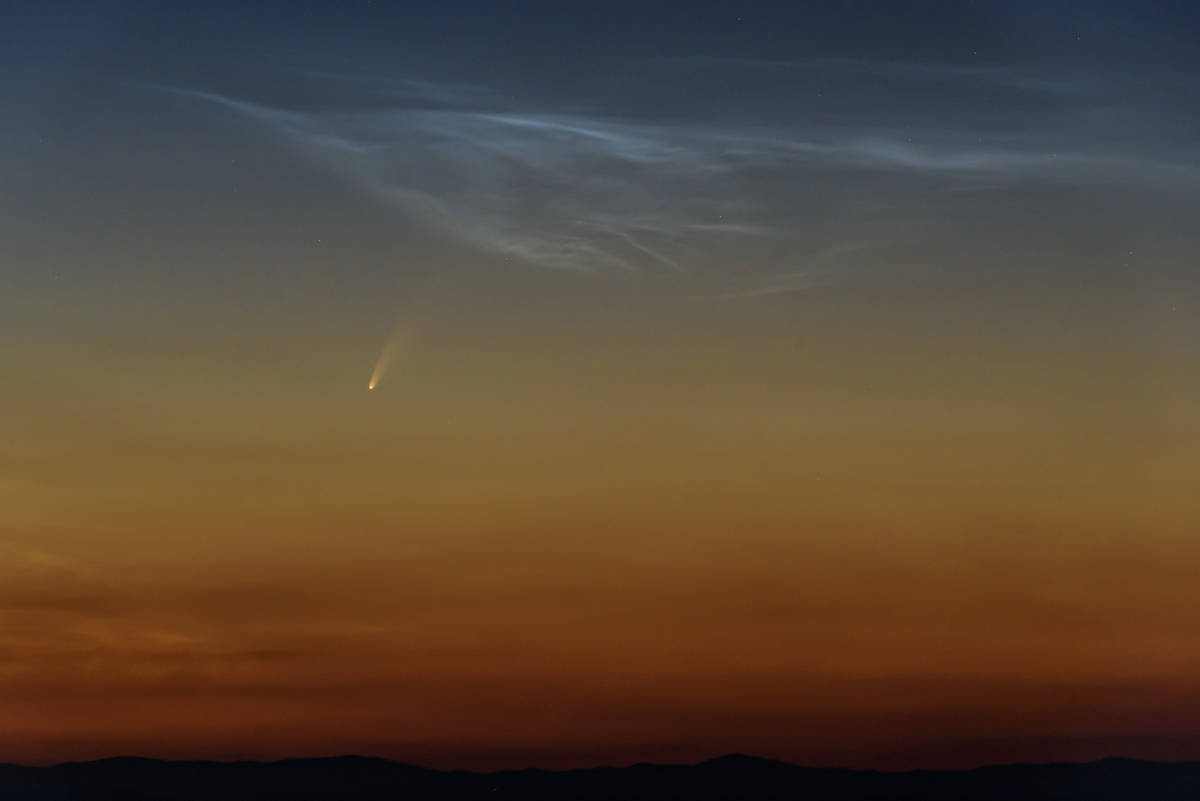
(152, 59, 1199, 290)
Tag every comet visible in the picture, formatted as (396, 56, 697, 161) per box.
(364, 274, 450, 392)
(366, 287, 437, 391)
(367, 324, 414, 391)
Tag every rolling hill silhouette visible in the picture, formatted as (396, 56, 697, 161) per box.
(2, 753, 1199, 800)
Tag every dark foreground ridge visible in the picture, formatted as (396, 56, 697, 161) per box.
(2, 753, 1199, 800)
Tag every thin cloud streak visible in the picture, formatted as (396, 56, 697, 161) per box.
(155, 59, 1199, 284)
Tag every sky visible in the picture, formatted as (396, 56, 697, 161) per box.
(2, 0, 1199, 770)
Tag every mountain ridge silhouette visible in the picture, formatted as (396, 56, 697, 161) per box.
(2, 753, 1199, 799)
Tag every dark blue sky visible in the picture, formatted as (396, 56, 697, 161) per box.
(9, 1, 1200, 73)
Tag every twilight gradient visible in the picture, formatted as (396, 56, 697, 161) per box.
(1, 1, 1199, 770)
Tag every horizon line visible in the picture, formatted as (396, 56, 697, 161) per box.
(8, 752, 1197, 774)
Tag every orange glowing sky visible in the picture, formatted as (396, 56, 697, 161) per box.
(2, 0, 1199, 770)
